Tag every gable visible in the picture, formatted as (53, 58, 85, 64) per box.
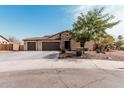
(48, 34, 60, 40)
(61, 31, 71, 41)
(48, 31, 71, 40)
(0, 36, 9, 44)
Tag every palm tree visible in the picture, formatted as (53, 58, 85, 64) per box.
(71, 7, 120, 55)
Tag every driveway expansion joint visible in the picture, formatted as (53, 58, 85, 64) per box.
(81, 77, 106, 88)
(55, 69, 69, 88)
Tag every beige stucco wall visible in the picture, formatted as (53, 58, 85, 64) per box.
(13, 43, 20, 51)
(42, 40, 60, 42)
(37, 41, 42, 50)
(71, 40, 94, 51)
(84, 41, 94, 51)
(71, 39, 80, 50)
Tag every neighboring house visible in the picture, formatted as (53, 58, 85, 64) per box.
(0, 35, 10, 44)
(23, 31, 94, 51)
(0, 35, 21, 51)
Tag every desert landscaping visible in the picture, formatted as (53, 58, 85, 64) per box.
(62, 50, 124, 61)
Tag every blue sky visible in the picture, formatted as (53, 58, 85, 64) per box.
(0, 5, 124, 40)
(0, 5, 74, 40)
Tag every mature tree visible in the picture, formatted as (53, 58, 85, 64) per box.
(71, 7, 120, 54)
(8, 36, 20, 44)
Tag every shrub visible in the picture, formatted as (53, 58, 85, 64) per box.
(76, 48, 82, 56)
(60, 49, 65, 54)
(120, 45, 124, 50)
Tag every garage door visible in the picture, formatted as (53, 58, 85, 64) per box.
(27, 42, 36, 50)
(42, 42, 60, 50)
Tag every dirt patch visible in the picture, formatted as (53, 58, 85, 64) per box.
(86, 50, 124, 61)
(59, 50, 124, 61)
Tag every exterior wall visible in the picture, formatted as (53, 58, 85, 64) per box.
(42, 40, 60, 42)
(0, 37, 9, 44)
(70, 39, 80, 50)
(37, 41, 42, 50)
(60, 31, 94, 50)
(71, 40, 94, 51)
(60, 31, 71, 49)
(61, 32, 71, 41)
(13, 43, 20, 51)
(84, 41, 94, 51)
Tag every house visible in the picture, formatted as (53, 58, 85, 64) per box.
(0, 35, 21, 51)
(0, 35, 10, 44)
(0, 35, 13, 51)
(23, 31, 94, 51)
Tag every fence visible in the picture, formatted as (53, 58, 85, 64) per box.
(0, 44, 13, 51)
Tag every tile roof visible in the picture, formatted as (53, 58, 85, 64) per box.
(23, 30, 70, 41)
(23, 35, 52, 41)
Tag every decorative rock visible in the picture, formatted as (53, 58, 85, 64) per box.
(106, 56, 112, 60)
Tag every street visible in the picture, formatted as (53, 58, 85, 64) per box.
(0, 51, 124, 87)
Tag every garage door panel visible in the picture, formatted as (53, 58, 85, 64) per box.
(42, 42, 60, 50)
(27, 42, 36, 51)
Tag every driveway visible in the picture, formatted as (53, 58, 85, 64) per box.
(0, 51, 59, 62)
(0, 51, 124, 88)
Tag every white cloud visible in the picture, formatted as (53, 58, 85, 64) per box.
(70, 5, 124, 38)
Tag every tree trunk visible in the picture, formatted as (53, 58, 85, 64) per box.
(80, 42, 85, 54)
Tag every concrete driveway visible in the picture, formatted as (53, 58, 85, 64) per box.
(0, 51, 59, 62)
(0, 51, 124, 88)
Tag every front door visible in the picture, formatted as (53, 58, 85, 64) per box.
(64, 41, 71, 50)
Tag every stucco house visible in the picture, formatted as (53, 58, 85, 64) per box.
(23, 31, 94, 51)
(0, 35, 10, 44)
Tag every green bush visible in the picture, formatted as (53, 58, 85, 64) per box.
(120, 45, 124, 50)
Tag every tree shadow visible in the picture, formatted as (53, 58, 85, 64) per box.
(43, 53, 59, 59)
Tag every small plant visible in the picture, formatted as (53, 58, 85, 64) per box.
(120, 45, 124, 50)
(96, 49, 100, 53)
(76, 48, 82, 56)
(115, 40, 124, 50)
(60, 49, 66, 54)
